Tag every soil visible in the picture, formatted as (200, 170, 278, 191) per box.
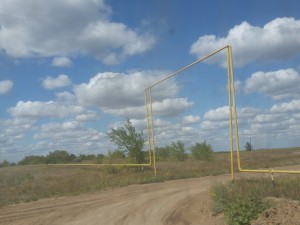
(0, 165, 299, 225)
(251, 197, 300, 225)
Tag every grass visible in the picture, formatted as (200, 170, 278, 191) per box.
(0, 147, 299, 207)
(211, 175, 300, 225)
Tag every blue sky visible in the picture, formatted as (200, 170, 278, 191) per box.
(1, 0, 300, 162)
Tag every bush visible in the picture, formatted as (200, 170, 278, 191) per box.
(190, 141, 214, 161)
(45, 150, 73, 164)
(18, 155, 46, 165)
(0, 160, 11, 167)
(211, 180, 271, 225)
(108, 150, 126, 160)
(156, 146, 171, 161)
(170, 141, 187, 161)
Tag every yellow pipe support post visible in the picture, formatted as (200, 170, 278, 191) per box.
(226, 46, 235, 180)
(145, 89, 152, 166)
(149, 88, 157, 176)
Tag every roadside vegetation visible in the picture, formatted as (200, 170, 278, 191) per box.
(211, 175, 300, 225)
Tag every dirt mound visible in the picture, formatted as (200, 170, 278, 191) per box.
(251, 197, 300, 225)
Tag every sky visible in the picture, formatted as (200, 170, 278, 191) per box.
(1, 0, 300, 162)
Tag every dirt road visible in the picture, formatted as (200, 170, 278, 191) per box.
(0, 166, 299, 225)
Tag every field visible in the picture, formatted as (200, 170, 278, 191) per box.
(0, 148, 300, 225)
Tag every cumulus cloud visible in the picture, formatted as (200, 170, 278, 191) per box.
(204, 106, 229, 121)
(8, 100, 85, 118)
(190, 17, 300, 67)
(74, 70, 179, 109)
(0, 0, 156, 65)
(270, 99, 300, 113)
(103, 98, 193, 118)
(152, 98, 193, 116)
(33, 120, 107, 153)
(182, 115, 200, 124)
(75, 113, 99, 122)
(0, 80, 13, 94)
(52, 57, 72, 67)
(42, 74, 72, 90)
(244, 69, 300, 100)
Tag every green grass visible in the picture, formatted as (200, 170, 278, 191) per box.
(211, 175, 300, 225)
(0, 147, 299, 207)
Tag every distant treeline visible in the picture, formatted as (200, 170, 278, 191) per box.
(0, 141, 214, 167)
(18, 150, 107, 165)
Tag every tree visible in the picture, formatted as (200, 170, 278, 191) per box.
(108, 150, 126, 160)
(156, 146, 172, 161)
(190, 141, 214, 161)
(18, 155, 46, 165)
(107, 119, 145, 163)
(170, 141, 187, 161)
(0, 160, 10, 167)
(45, 150, 72, 164)
(245, 142, 253, 151)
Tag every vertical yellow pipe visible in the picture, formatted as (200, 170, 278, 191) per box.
(226, 46, 234, 180)
(144, 89, 152, 165)
(228, 46, 242, 170)
(149, 88, 157, 176)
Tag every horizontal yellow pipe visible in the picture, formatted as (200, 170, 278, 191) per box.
(239, 168, 300, 174)
(48, 163, 151, 167)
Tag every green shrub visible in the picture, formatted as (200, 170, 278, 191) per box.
(190, 141, 214, 161)
(224, 197, 268, 225)
(170, 141, 188, 161)
(156, 146, 171, 161)
(211, 181, 269, 225)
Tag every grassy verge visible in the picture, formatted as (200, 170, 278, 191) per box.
(211, 175, 300, 225)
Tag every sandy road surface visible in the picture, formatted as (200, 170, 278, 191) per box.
(1, 166, 299, 225)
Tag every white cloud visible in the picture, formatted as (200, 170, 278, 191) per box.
(103, 98, 193, 118)
(182, 115, 200, 124)
(55, 91, 76, 102)
(0, 117, 36, 157)
(8, 100, 85, 118)
(74, 70, 179, 108)
(33, 120, 107, 154)
(52, 57, 72, 67)
(244, 69, 300, 100)
(270, 99, 300, 113)
(152, 98, 193, 116)
(204, 106, 229, 121)
(42, 74, 72, 90)
(0, 0, 155, 65)
(190, 17, 300, 67)
(0, 80, 13, 94)
(75, 112, 100, 122)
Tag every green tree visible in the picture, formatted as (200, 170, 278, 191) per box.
(0, 160, 10, 167)
(46, 150, 72, 164)
(108, 150, 126, 159)
(107, 119, 145, 163)
(18, 155, 46, 165)
(245, 142, 252, 151)
(190, 141, 214, 161)
(156, 146, 172, 161)
(170, 141, 187, 161)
